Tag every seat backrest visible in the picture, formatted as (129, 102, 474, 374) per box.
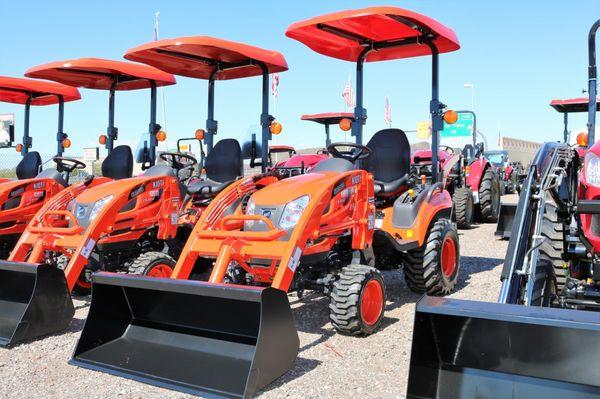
(102, 145, 133, 180)
(205, 139, 242, 183)
(462, 144, 474, 161)
(362, 129, 410, 182)
(16, 151, 42, 179)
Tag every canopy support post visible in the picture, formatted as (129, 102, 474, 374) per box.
(426, 43, 441, 183)
(148, 80, 158, 167)
(106, 82, 117, 153)
(56, 96, 65, 157)
(564, 113, 569, 144)
(205, 71, 218, 153)
(22, 97, 31, 156)
(325, 124, 331, 147)
(259, 62, 273, 173)
(587, 19, 599, 146)
(352, 48, 369, 146)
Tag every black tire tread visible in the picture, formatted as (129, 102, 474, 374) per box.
(453, 186, 473, 229)
(128, 251, 176, 276)
(404, 219, 459, 295)
(479, 168, 500, 222)
(539, 202, 566, 291)
(329, 264, 385, 336)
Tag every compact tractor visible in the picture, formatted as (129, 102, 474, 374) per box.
(0, 58, 177, 345)
(406, 19, 600, 399)
(70, 7, 463, 399)
(0, 39, 287, 346)
(0, 76, 81, 258)
(412, 110, 501, 229)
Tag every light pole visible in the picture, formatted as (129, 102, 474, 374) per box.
(464, 83, 475, 111)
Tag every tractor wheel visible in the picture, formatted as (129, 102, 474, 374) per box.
(529, 257, 556, 306)
(453, 186, 474, 229)
(539, 202, 566, 292)
(404, 219, 460, 295)
(329, 264, 386, 336)
(128, 251, 176, 278)
(56, 254, 92, 296)
(479, 168, 501, 223)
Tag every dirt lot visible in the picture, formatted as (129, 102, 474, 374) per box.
(0, 198, 514, 399)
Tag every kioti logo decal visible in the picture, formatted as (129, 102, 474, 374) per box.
(261, 208, 272, 218)
(152, 180, 164, 188)
(33, 182, 46, 189)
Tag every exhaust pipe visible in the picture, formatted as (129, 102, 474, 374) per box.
(0, 261, 74, 346)
(71, 273, 299, 399)
(495, 203, 516, 238)
(407, 296, 600, 399)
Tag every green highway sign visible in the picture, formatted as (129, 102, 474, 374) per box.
(441, 112, 474, 138)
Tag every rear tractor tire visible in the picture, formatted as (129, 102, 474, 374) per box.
(329, 264, 386, 336)
(404, 219, 460, 295)
(128, 251, 176, 278)
(479, 168, 501, 223)
(453, 186, 474, 229)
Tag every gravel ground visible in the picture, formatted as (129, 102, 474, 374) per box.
(0, 196, 516, 399)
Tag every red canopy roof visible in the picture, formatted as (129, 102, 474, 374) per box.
(550, 97, 600, 113)
(25, 58, 176, 91)
(0, 76, 80, 106)
(301, 112, 354, 124)
(286, 6, 460, 62)
(124, 36, 288, 80)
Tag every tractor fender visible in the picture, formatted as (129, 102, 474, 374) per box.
(381, 183, 452, 247)
(466, 158, 490, 191)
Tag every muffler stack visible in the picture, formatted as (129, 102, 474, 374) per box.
(495, 203, 517, 238)
(72, 273, 299, 399)
(0, 261, 74, 346)
(407, 296, 600, 399)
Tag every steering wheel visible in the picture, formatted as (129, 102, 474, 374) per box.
(160, 152, 198, 172)
(327, 142, 372, 163)
(439, 145, 455, 154)
(53, 157, 86, 174)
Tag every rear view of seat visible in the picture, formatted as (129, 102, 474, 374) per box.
(16, 151, 42, 180)
(187, 139, 242, 199)
(101, 146, 133, 180)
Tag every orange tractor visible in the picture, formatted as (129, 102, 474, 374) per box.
(0, 58, 176, 345)
(0, 40, 287, 346)
(70, 7, 462, 399)
(0, 76, 81, 259)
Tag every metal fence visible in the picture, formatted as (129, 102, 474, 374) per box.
(0, 152, 90, 181)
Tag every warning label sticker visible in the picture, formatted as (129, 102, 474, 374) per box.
(80, 238, 96, 259)
(288, 246, 302, 272)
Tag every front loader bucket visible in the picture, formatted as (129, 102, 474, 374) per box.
(0, 261, 74, 346)
(71, 273, 299, 399)
(495, 203, 516, 238)
(407, 296, 600, 399)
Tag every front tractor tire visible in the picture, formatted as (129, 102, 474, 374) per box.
(128, 251, 176, 278)
(453, 186, 474, 229)
(57, 254, 92, 296)
(329, 264, 386, 336)
(479, 168, 501, 223)
(404, 219, 460, 295)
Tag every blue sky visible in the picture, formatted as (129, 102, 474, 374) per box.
(2, 0, 599, 156)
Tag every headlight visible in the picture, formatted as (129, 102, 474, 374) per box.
(586, 152, 600, 187)
(244, 197, 256, 229)
(279, 195, 310, 230)
(88, 195, 113, 222)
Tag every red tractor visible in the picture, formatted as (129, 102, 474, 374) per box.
(412, 112, 501, 229)
(406, 18, 600, 399)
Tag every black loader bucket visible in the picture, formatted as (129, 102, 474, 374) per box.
(407, 296, 600, 399)
(0, 261, 74, 346)
(71, 273, 299, 399)
(495, 203, 516, 239)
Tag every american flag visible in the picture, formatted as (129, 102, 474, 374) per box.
(271, 73, 280, 98)
(384, 96, 392, 128)
(342, 76, 354, 110)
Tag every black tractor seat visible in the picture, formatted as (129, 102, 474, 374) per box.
(363, 129, 411, 197)
(187, 138, 242, 200)
(16, 151, 42, 179)
(35, 169, 68, 188)
(102, 145, 134, 180)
